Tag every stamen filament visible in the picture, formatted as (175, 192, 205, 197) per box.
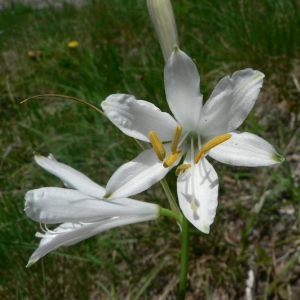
(171, 125, 183, 153)
(175, 164, 191, 176)
(178, 130, 189, 148)
(163, 150, 182, 168)
(195, 133, 232, 163)
(149, 131, 166, 161)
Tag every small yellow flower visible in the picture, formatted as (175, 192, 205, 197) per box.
(27, 50, 35, 58)
(68, 40, 79, 48)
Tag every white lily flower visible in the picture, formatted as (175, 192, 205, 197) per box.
(101, 47, 284, 233)
(25, 153, 159, 267)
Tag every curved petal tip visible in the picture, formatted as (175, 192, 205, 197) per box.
(272, 153, 285, 163)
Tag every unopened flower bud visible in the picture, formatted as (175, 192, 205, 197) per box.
(147, 0, 179, 62)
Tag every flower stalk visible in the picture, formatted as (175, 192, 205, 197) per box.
(160, 178, 182, 217)
(178, 216, 190, 299)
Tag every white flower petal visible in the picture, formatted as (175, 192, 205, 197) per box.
(27, 214, 158, 267)
(164, 48, 203, 130)
(177, 157, 219, 233)
(34, 154, 105, 198)
(101, 94, 178, 142)
(105, 145, 178, 198)
(208, 131, 284, 166)
(24, 187, 159, 224)
(110, 197, 160, 215)
(25, 188, 98, 223)
(199, 69, 264, 137)
(37, 223, 83, 247)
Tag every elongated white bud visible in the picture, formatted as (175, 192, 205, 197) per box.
(147, 0, 179, 62)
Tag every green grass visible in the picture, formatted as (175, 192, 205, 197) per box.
(0, 0, 299, 298)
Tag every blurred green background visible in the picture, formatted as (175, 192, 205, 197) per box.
(0, 0, 299, 298)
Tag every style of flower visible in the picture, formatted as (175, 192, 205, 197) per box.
(101, 47, 284, 233)
(25, 153, 159, 267)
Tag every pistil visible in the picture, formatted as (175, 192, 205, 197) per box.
(190, 137, 197, 211)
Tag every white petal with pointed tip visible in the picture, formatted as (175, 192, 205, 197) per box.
(105, 145, 178, 198)
(177, 157, 218, 233)
(34, 154, 105, 199)
(164, 48, 203, 130)
(199, 69, 264, 137)
(27, 214, 158, 267)
(110, 197, 160, 214)
(208, 131, 284, 166)
(24, 187, 159, 224)
(101, 94, 178, 142)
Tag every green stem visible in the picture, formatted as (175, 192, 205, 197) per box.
(130, 137, 144, 152)
(178, 216, 190, 300)
(160, 178, 182, 217)
(160, 207, 182, 225)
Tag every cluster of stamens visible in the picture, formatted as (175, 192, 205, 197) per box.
(149, 125, 188, 175)
(149, 125, 232, 175)
(37, 222, 82, 239)
(149, 126, 232, 214)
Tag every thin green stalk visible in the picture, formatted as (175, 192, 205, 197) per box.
(160, 178, 182, 217)
(178, 216, 190, 300)
(21, 94, 107, 118)
(160, 207, 182, 225)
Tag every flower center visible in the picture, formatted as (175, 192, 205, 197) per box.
(149, 127, 232, 174)
(149, 128, 232, 215)
(149, 125, 183, 168)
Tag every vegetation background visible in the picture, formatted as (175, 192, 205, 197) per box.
(0, 0, 299, 299)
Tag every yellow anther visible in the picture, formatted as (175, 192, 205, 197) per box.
(163, 150, 182, 168)
(195, 150, 205, 163)
(195, 133, 232, 164)
(191, 201, 198, 211)
(171, 125, 183, 153)
(149, 131, 166, 161)
(175, 164, 191, 176)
